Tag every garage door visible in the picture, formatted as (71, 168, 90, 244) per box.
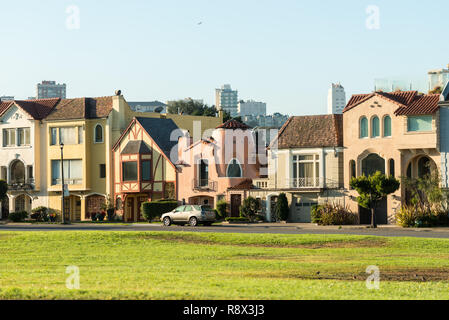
(293, 199, 318, 223)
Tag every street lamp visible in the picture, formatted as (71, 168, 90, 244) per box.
(60, 142, 69, 224)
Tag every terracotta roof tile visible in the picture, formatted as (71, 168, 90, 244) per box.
(344, 90, 440, 116)
(228, 179, 254, 190)
(270, 114, 343, 149)
(0, 99, 60, 120)
(216, 119, 250, 130)
(46, 96, 114, 120)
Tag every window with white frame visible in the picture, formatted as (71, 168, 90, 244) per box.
(292, 155, 320, 188)
(51, 159, 82, 185)
(3, 128, 16, 147)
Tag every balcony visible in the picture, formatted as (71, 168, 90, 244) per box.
(193, 179, 217, 192)
(288, 177, 340, 190)
(52, 178, 83, 186)
(8, 178, 35, 191)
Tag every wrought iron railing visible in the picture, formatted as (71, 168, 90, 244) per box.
(193, 179, 217, 192)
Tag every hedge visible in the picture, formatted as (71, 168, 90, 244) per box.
(141, 200, 179, 222)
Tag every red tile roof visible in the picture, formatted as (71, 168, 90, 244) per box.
(0, 99, 60, 120)
(216, 119, 250, 130)
(270, 114, 343, 149)
(45, 96, 114, 120)
(228, 179, 254, 190)
(344, 90, 441, 116)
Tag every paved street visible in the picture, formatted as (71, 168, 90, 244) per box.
(1, 222, 449, 239)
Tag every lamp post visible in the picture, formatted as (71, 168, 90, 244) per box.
(60, 142, 68, 224)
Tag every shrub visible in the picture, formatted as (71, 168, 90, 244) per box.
(396, 205, 449, 228)
(31, 206, 48, 222)
(275, 193, 289, 221)
(216, 200, 228, 220)
(8, 211, 28, 222)
(315, 203, 357, 226)
(311, 204, 324, 224)
(141, 200, 179, 222)
(239, 197, 260, 222)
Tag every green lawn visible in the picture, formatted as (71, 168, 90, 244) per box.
(1, 231, 449, 300)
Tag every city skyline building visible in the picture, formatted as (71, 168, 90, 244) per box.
(36, 81, 66, 99)
(215, 84, 238, 117)
(327, 83, 346, 115)
(238, 100, 266, 117)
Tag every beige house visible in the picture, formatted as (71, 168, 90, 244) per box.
(343, 90, 441, 224)
(250, 115, 344, 222)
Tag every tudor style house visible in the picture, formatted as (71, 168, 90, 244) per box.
(112, 117, 179, 222)
(250, 115, 344, 222)
(0, 98, 60, 218)
(343, 90, 441, 224)
(176, 119, 261, 216)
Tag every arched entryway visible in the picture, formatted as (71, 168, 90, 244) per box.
(13, 194, 31, 214)
(265, 193, 279, 222)
(405, 155, 438, 205)
(10, 160, 25, 184)
(359, 153, 387, 225)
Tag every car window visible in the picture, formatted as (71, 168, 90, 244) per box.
(193, 205, 201, 211)
(174, 206, 185, 212)
(200, 205, 212, 211)
(184, 205, 193, 211)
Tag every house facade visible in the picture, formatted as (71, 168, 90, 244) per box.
(250, 115, 344, 222)
(177, 119, 260, 216)
(112, 117, 178, 222)
(343, 90, 441, 224)
(0, 99, 60, 218)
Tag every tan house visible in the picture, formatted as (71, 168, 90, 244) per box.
(250, 114, 344, 222)
(343, 90, 441, 224)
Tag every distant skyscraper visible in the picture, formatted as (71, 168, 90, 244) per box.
(215, 84, 238, 117)
(238, 100, 266, 117)
(37, 81, 66, 99)
(327, 83, 346, 114)
(428, 64, 449, 92)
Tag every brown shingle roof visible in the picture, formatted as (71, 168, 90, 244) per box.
(344, 90, 440, 116)
(0, 99, 60, 120)
(216, 119, 250, 130)
(45, 96, 114, 120)
(271, 114, 343, 149)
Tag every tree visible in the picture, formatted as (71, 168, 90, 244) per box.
(275, 193, 289, 221)
(350, 171, 400, 228)
(0, 180, 7, 201)
(239, 197, 260, 222)
(167, 99, 217, 117)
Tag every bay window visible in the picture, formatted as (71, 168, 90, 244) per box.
(122, 161, 138, 181)
(292, 155, 320, 188)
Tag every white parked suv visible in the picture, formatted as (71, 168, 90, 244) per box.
(161, 205, 216, 227)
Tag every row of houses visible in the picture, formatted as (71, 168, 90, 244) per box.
(2, 87, 449, 224)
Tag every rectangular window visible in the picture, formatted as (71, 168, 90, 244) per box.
(407, 116, 433, 132)
(122, 161, 138, 181)
(51, 159, 82, 185)
(3, 129, 16, 147)
(141, 161, 151, 181)
(17, 128, 31, 146)
(59, 127, 77, 145)
(27, 165, 33, 179)
(50, 128, 58, 145)
(78, 126, 84, 144)
(1, 166, 7, 180)
(292, 154, 320, 187)
(100, 164, 106, 178)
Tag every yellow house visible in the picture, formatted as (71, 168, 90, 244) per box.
(40, 92, 222, 221)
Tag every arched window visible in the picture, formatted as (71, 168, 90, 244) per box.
(383, 116, 392, 137)
(389, 159, 395, 177)
(371, 116, 380, 137)
(94, 124, 103, 143)
(360, 117, 368, 138)
(227, 159, 242, 178)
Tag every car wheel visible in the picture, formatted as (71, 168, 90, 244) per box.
(189, 217, 198, 227)
(163, 217, 172, 226)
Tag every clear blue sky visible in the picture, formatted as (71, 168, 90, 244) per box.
(0, 0, 448, 115)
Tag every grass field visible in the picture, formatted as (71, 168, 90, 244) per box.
(1, 231, 449, 300)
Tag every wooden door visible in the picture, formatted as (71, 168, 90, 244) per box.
(127, 197, 135, 222)
(230, 194, 242, 217)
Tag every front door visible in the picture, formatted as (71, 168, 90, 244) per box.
(230, 194, 242, 217)
(359, 198, 387, 225)
(127, 197, 135, 222)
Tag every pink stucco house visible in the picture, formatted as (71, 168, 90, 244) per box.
(176, 119, 261, 217)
